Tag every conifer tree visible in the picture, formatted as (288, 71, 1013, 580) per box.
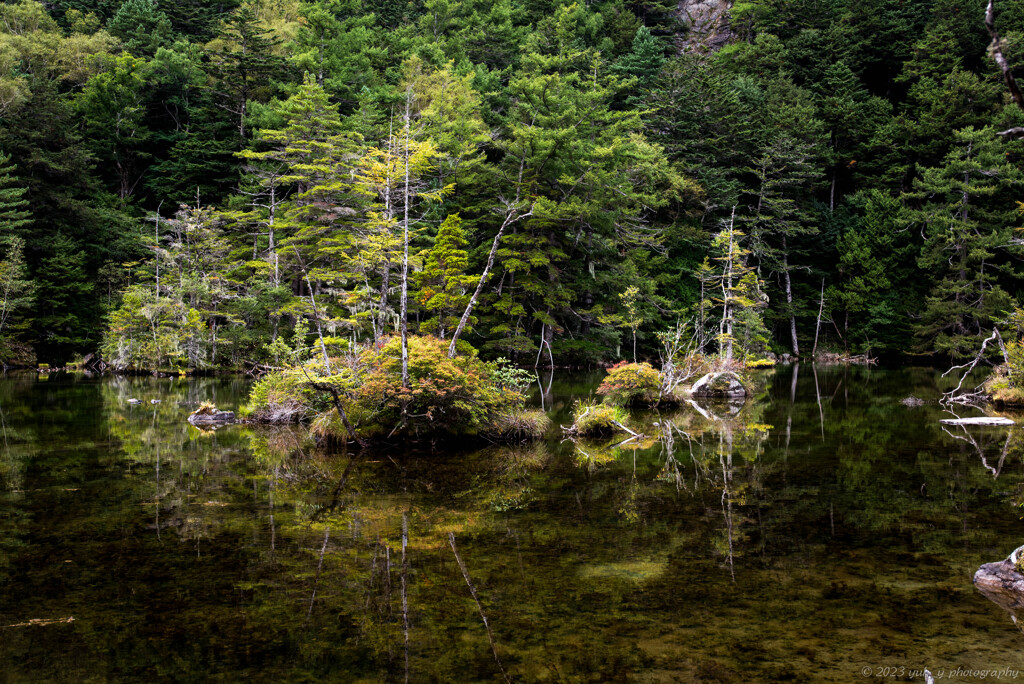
(206, 2, 287, 139)
(909, 126, 1022, 357)
(0, 152, 31, 238)
(0, 237, 33, 342)
(418, 214, 475, 339)
(106, 0, 173, 55)
(612, 25, 665, 106)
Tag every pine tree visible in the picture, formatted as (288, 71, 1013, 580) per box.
(0, 152, 31, 239)
(909, 126, 1022, 357)
(106, 0, 173, 55)
(77, 53, 153, 199)
(0, 237, 33, 342)
(206, 2, 287, 139)
(418, 214, 476, 339)
(611, 25, 665, 106)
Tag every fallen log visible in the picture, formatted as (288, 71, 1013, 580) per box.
(939, 416, 1014, 427)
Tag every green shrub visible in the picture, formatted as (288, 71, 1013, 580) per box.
(597, 362, 661, 405)
(745, 358, 776, 368)
(1007, 341, 1024, 388)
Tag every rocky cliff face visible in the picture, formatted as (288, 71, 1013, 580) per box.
(676, 0, 733, 52)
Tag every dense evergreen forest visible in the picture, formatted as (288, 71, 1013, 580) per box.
(1, 0, 1023, 368)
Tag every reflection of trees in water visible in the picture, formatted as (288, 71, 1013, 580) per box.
(12, 369, 1024, 680)
(657, 401, 772, 581)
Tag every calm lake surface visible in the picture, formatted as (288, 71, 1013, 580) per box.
(2, 366, 1024, 682)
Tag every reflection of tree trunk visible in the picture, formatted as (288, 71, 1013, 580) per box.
(155, 441, 160, 540)
(448, 532, 511, 684)
(269, 465, 277, 558)
(307, 527, 330, 618)
(720, 450, 735, 583)
(812, 363, 824, 440)
(401, 513, 410, 684)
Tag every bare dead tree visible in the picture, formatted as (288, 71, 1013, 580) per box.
(448, 149, 536, 358)
(940, 327, 1009, 405)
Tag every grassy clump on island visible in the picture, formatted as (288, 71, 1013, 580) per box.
(565, 400, 633, 437)
(244, 335, 548, 444)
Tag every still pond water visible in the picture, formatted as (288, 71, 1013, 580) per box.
(2, 366, 1024, 682)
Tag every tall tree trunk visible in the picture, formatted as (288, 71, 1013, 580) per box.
(400, 90, 411, 393)
(812, 278, 825, 358)
(721, 207, 736, 362)
(782, 239, 799, 357)
(448, 204, 533, 357)
(399, 90, 412, 428)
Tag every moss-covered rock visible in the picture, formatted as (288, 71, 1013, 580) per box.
(690, 371, 748, 398)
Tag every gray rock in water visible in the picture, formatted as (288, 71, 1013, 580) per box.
(690, 371, 748, 398)
(901, 396, 925, 407)
(940, 416, 1014, 426)
(975, 548, 1024, 621)
(188, 409, 236, 426)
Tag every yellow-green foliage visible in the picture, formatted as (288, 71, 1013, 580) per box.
(985, 359, 1024, 406)
(1007, 340, 1024, 388)
(245, 336, 541, 441)
(745, 358, 776, 368)
(570, 400, 630, 436)
(597, 362, 661, 405)
(355, 336, 529, 436)
(243, 368, 312, 421)
(194, 400, 217, 414)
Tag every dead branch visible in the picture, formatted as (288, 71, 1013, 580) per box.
(299, 365, 367, 447)
(987, 0, 1024, 110)
(940, 328, 1008, 404)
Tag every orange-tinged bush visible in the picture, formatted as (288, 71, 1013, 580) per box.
(597, 361, 661, 405)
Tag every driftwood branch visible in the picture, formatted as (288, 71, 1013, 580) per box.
(610, 420, 639, 437)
